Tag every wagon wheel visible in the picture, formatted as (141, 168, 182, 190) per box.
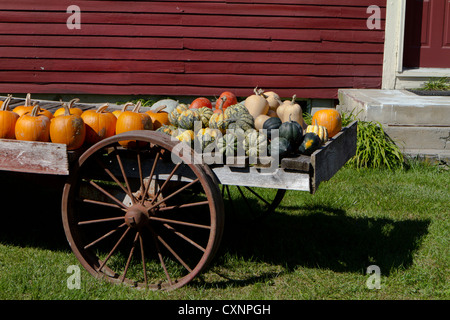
(221, 185, 286, 224)
(62, 131, 224, 290)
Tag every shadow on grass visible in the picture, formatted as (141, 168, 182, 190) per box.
(215, 204, 430, 278)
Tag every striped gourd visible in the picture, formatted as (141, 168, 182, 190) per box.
(306, 120, 329, 144)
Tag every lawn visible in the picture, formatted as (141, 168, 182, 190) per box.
(0, 162, 448, 300)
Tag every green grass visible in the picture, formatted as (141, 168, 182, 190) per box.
(0, 163, 448, 300)
(420, 77, 450, 91)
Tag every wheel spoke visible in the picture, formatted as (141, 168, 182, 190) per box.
(84, 222, 127, 249)
(95, 156, 137, 204)
(157, 200, 209, 212)
(148, 225, 173, 286)
(121, 231, 140, 283)
(147, 178, 200, 211)
(87, 179, 128, 210)
(98, 226, 131, 272)
(153, 230, 192, 273)
(136, 150, 145, 196)
(139, 233, 148, 287)
(141, 150, 161, 205)
(150, 162, 182, 204)
(80, 198, 127, 211)
(114, 146, 135, 204)
(162, 223, 206, 252)
(236, 186, 255, 216)
(78, 216, 124, 225)
(149, 216, 211, 230)
(244, 186, 270, 206)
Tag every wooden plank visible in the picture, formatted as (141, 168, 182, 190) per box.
(0, 139, 69, 175)
(0, 71, 382, 89)
(211, 165, 311, 192)
(0, 47, 384, 65)
(281, 155, 312, 172)
(310, 121, 358, 193)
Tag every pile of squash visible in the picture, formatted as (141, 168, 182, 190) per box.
(0, 90, 343, 159)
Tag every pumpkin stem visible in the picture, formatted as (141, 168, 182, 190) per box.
(121, 102, 134, 112)
(24, 93, 31, 107)
(217, 96, 226, 113)
(61, 102, 71, 117)
(68, 98, 80, 109)
(1, 95, 12, 111)
(153, 105, 167, 113)
(291, 94, 297, 104)
(30, 104, 41, 117)
(96, 103, 109, 113)
(132, 100, 142, 113)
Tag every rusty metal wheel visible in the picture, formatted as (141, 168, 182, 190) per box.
(62, 131, 224, 290)
(221, 185, 286, 224)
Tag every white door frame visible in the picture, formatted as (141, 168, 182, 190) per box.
(382, 0, 450, 90)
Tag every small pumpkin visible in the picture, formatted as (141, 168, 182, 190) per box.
(168, 103, 189, 126)
(262, 117, 282, 140)
(54, 98, 83, 117)
(190, 97, 212, 110)
(81, 103, 117, 145)
(216, 91, 237, 110)
(244, 87, 269, 119)
(196, 128, 220, 151)
(264, 91, 281, 112)
(116, 101, 153, 147)
(244, 129, 268, 158)
(0, 95, 19, 139)
(177, 109, 201, 130)
(50, 101, 86, 150)
(15, 105, 50, 142)
(276, 95, 307, 130)
(306, 120, 329, 144)
(311, 109, 342, 138)
(209, 97, 227, 133)
(194, 106, 214, 128)
(278, 116, 303, 148)
(175, 129, 195, 147)
(254, 114, 271, 130)
(113, 102, 134, 118)
(12, 93, 34, 117)
(217, 132, 238, 157)
(145, 105, 170, 130)
(298, 132, 322, 155)
(268, 137, 292, 159)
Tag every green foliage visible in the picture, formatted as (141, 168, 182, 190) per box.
(421, 77, 450, 91)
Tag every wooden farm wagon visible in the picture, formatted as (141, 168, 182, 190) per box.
(0, 95, 357, 290)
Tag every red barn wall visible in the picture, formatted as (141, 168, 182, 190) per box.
(0, 0, 386, 99)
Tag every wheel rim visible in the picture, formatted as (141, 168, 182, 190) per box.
(62, 131, 224, 290)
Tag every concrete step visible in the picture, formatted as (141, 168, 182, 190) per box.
(337, 89, 450, 162)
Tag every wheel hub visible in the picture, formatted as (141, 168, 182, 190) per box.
(124, 204, 149, 229)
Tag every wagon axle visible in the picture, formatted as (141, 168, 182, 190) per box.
(124, 204, 150, 229)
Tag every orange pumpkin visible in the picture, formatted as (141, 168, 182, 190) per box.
(15, 105, 50, 142)
(54, 98, 83, 117)
(50, 101, 86, 150)
(0, 95, 19, 139)
(113, 102, 134, 118)
(145, 105, 169, 130)
(13, 94, 53, 120)
(116, 101, 153, 147)
(81, 103, 117, 144)
(311, 109, 342, 138)
(12, 93, 34, 116)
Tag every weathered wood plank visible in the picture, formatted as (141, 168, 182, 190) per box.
(212, 165, 311, 192)
(310, 121, 358, 193)
(0, 139, 69, 175)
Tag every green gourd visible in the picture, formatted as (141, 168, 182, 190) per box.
(298, 132, 322, 155)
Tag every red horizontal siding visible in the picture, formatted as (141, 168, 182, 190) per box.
(0, 0, 386, 99)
